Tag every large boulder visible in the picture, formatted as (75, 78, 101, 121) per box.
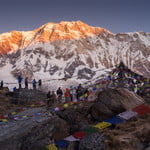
(79, 132, 105, 150)
(11, 88, 46, 104)
(0, 107, 69, 150)
(0, 87, 12, 115)
(56, 103, 93, 134)
(90, 88, 144, 121)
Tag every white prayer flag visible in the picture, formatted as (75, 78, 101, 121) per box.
(118, 110, 137, 120)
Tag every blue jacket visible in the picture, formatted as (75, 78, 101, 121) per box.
(18, 76, 23, 84)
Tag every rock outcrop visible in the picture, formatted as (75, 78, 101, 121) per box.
(90, 88, 144, 121)
(79, 132, 105, 150)
(0, 88, 12, 115)
(11, 88, 46, 104)
(56, 102, 94, 134)
(0, 87, 149, 150)
(0, 107, 69, 150)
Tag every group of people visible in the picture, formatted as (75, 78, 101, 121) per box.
(17, 75, 42, 90)
(15, 67, 150, 107)
(46, 84, 89, 106)
(0, 63, 149, 105)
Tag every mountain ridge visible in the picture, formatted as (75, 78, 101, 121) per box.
(0, 21, 112, 54)
(0, 21, 149, 89)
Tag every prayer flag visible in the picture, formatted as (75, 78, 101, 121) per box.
(72, 131, 86, 139)
(11, 112, 17, 115)
(132, 103, 150, 115)
(55, 140, 69, 149)
(94, 121, 111, 129)
(83, 127, 97, 135)
(118, 110, 137, 120)
(22, 116, 28, 118)
(105, 116, 124, 124)
(46, 144, 58, 150)
(1, 119, 8, 122)
(64, 135, 80, 141)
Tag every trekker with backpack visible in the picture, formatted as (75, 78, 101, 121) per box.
(38, 79, 42, 89)
(56, 87, 63, 102)
(0, 80, 3, 88)
(32, 79, 37, 90)
(64, 88, 71, 102)
(18, 75, 23, 89)
(25, 77, 28, 89)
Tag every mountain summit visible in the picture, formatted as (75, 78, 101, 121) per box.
(0, 21, 111, 54)
(0, 21, 149, 87)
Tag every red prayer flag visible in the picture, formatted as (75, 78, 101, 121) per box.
(72, 131, 86, 139)
(0, 115, 5, 119)
(132, 103, 150, 115)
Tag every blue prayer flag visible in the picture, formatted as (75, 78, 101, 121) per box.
(55, 140, 69, 148)
(105, 116, 124, 124)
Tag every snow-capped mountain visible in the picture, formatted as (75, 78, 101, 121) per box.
(0, 21, 150, 87)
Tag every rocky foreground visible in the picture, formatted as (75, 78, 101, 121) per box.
(0, 87, 150, 150)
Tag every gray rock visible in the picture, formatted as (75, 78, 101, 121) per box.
(79, 132, 105, 150)
(11, 88, 46, 104)
(90, 88, 144, 121)
(0, 108, 69, 150)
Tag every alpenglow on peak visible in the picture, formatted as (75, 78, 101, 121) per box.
(0, 20, 112, 54)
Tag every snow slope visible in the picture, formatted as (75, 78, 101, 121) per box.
(0, 21, 149, 89)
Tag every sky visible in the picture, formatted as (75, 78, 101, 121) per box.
(0, 0, 150, 34)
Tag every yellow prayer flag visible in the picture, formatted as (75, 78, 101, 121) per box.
(84, 93, 88, 97)
(64, 104, 69, 108)
(22, 116, 27, 118)
(2, 119, 8, 122)
(46, 144, 58, 150)
(96, 85, 99, 88)
(94, 121, 111, 129)
(11, 112, 17, 115)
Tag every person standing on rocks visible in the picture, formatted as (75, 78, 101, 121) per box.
(18, 75, 23, 89)
(25, 77, 28, 89)
(46, 91, 56, 105)
(38, 79, 42, 89)
(32, 79, 37, 90)
(56, 87, 63, 102)
(47, 91, 51, 106)
(0, 80, 3, 88)
(70, 85, 76, 102)
(13, 87, 17, 92)
(76, 84, 83, 100)
(84, 87, 89, 100)
(64, 88, 71, 102)
(51, 91, 57, 103)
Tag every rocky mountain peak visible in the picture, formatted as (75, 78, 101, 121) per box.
(34, 20, 112, 42)
(0, 21, 112, 54)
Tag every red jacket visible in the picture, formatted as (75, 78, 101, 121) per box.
(65, 89, 70, 97)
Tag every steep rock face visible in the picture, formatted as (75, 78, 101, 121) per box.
(0, 21, 150, 83)
(0, 21, 108, 54)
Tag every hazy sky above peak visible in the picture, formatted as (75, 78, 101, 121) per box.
(0, 0, 150, 34)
